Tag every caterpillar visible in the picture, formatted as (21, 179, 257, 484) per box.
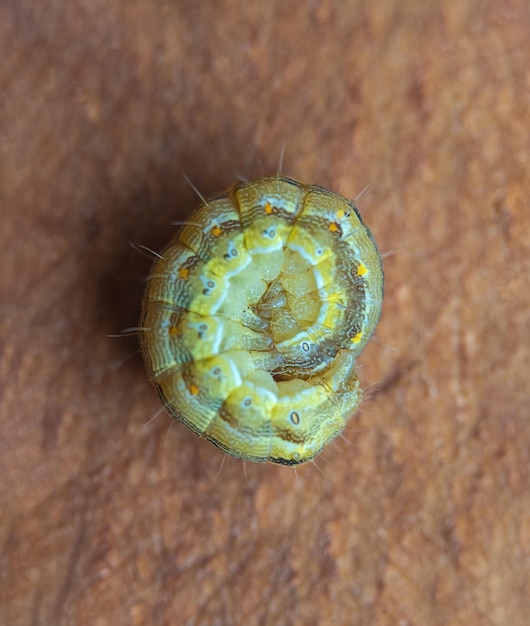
(139, 176, 384, 465)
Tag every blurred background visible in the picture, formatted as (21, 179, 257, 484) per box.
(1, 1, 529, 624)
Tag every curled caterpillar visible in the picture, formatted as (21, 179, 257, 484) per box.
(140, 176, 384, 465)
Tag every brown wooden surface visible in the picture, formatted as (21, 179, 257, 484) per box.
(1, 1, 529, 625)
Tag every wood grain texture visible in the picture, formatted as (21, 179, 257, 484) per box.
(1, 1, 529, 625)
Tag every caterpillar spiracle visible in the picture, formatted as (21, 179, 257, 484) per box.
(140, 176, 384, 465)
